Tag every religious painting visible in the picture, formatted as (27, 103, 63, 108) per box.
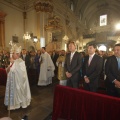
(12, 35, 18, 43)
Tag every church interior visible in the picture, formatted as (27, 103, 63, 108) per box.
(0, 0, 120, 52)
(1, 0, 120, 120)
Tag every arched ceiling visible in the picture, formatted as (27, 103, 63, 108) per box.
(2, 0, 120, 46)
(3, 0, 120, 32)
(74, 0, 120, 29)
(4, 0, 120, 22)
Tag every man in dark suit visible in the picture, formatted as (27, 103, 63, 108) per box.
(64, 42, 82, 88)
(21, 49, 30, 71)
(105, 43, 120, 97)
(82, 44, 103, 92)
(51, 50, 59, 75)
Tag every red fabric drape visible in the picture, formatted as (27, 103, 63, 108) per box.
(52, 85, 120, 120)
(0, 68, 7, 86)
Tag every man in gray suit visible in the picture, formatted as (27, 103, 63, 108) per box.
(64, 42, 82, 88)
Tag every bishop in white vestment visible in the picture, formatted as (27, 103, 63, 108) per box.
(38, 47, 55, 86)
(4, 44, 31, 110)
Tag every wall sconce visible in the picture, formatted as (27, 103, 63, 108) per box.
(33, 36, 38, 50)
(33, 36, 38, 43)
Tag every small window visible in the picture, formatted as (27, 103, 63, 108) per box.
(70, 0, 74, 11)
(100, 14, 107, 26)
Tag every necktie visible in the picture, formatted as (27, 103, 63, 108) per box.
(117, 58, 120, 70)
(23, 55, 26, 61)
(70, 53, 73, 63)
(88, 56, 92, 65)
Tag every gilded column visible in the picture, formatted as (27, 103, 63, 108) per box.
(0, 11, 6, 49)
(34, 0, 53, 47)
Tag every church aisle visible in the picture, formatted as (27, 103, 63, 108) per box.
(0, 77, 59, 120)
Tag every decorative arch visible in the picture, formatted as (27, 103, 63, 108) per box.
(0, 11, 6, 48)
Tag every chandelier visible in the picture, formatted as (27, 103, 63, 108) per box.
(23, 32, 31, 40)
(34, 0, 53, 13)
(23, 32, 31, 48)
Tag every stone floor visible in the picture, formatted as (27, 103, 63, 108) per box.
(0, 78, 59, 120)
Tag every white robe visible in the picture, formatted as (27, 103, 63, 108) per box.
(4, 58, 31, 110)
(38, 52, 55, 86)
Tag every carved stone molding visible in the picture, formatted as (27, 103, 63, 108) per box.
(45, 15, 62, 32)
(34, 0, 53, 13)
(0, 11, 7, 21)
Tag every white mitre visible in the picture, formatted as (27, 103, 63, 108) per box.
(10, 44, 22, 54)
